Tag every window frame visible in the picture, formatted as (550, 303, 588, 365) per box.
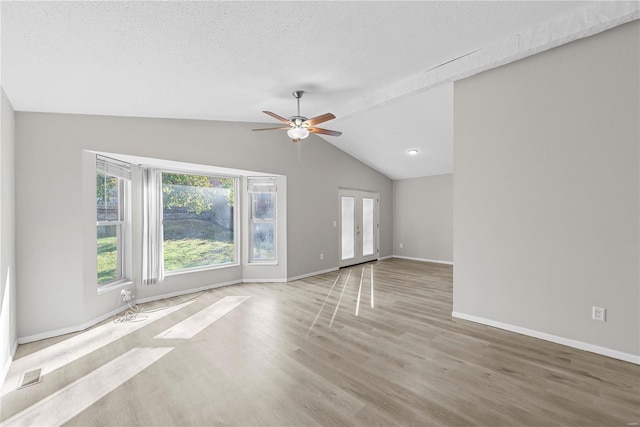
(248, 178, 278, 264)
(160, 169, 239, 275)
(96, 157, 131, 288)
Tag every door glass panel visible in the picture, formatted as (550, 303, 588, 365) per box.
(363, 198, 374, 256)
(341, 197, 355, 260)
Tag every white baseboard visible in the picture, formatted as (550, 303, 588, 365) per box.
(17, 304, 129, 345)
(17, 280, 244, 345)
(393, 255, 453, 266)
(378, 255, 393, 261)
(452, 311, 640, 365)
(288, 267, 339, 282)
(135, 279, 243, 305)
(242, 278, 287, 283)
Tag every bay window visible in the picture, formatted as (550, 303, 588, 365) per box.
(248, 177, 277, 263)
(161, 172, 237, 272)
(96, 155, 131, 286)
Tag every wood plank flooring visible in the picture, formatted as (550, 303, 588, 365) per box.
(1, 258, 638, 426)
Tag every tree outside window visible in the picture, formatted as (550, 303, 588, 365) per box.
(162, 173, 236, 271)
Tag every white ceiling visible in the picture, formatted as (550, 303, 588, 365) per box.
(1, 1, 637, 179)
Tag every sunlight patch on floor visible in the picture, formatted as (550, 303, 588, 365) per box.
(1, 347, 173, 427)
(154, 296, 250, 340)
(1, 295, 251, 425)
(308, 264, 376, 333)
(1, 299, 194, 396)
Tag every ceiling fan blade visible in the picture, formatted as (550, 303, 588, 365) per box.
(309, 127, 342, 137)
(252, 126, 290, 131)
(263, 111, 292, 124)
(303, 113, 336, 127)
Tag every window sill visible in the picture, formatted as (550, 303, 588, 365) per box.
(248, 261, 278, 266)
(97, 280, 133, 295)
(164, 262, 240, 277)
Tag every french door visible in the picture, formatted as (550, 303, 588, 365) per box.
(339, 189, 379, 267)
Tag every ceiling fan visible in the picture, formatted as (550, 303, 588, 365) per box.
(253, 91, 342, 142)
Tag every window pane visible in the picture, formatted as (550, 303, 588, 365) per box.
(96, 172, 120, 221)
(253, 193, 275, 219)
(97, 225, 119, 284)
(249, 188, 276, 263)
(363, 198, 374, 256)
(252, 223, 275, 260)
(341, 197, 355, 260)
(162, 174, 235, 271)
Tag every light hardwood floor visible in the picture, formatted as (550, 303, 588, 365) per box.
(1, 259, 638, 426)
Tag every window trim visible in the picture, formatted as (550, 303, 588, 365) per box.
(96, 159, 131, 288)
(160, 169, 240, 274)
(248, 177, 278, 264)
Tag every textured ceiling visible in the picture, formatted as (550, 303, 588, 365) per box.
(1, 1, 637, 179)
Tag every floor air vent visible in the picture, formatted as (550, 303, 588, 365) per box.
(18, 368, 42, 389)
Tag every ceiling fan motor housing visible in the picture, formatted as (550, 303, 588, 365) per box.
(289, 116, 308, 127)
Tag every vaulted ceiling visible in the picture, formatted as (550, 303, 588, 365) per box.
(1, 1, 637, 179)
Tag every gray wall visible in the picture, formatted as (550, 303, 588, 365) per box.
(15, 113, 392, 339)
(453, 21, 639, 358)
(0, 88, 17, 381)
(393, 174, 453, 263)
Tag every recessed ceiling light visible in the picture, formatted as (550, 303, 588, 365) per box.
(407, 149, 419, 156)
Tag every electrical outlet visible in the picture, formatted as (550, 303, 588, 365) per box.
(320, 253, 324, 260)
(592, 306, 606, 322)
(399, 243, 404, 249)
(121, 289, 132, 302)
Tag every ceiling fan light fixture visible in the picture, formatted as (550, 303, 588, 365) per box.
(254, 91, 340, 141)
(287, 126, 309, 140)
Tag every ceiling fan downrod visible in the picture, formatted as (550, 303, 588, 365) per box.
(292, 90, 304, 117)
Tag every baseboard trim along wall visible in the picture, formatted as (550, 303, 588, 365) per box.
(17, 280, 244, 345)
(18, 304, 133, 345)
(135, 279, 243, 305)
(393, 255, 454, 266)
(14, 270, 341, 346)
(288, 267, 339, 282)
(242, 278, 287, 283)
(452, 311, 640, 365)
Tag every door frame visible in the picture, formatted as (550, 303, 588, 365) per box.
(338, 188, 380, 268)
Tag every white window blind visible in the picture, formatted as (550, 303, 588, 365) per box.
(97, 155, 131, 180)
(247, 177, 277, 193)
